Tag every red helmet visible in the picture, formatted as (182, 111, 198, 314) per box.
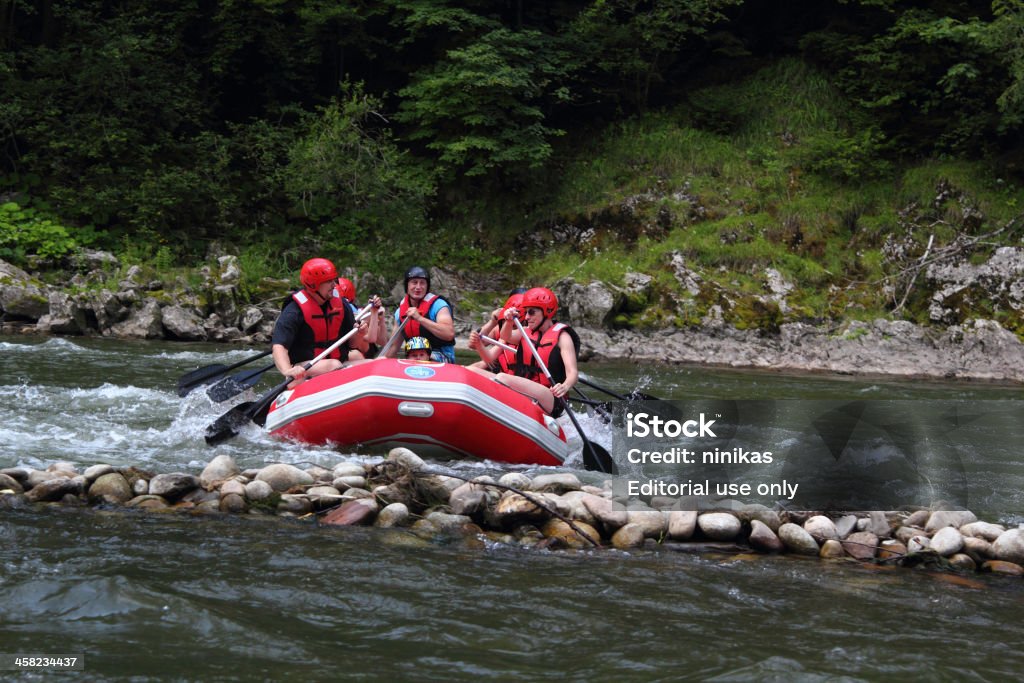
(521, 287, 558, 318)
(337, 277, 356, 302)
(501, 293, 524, 319)
(300, 258, 338, 290)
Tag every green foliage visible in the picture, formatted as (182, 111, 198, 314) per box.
(396, 27, 570, 183)
(0, 201, 78, 263)
(567, 0, 743, 111)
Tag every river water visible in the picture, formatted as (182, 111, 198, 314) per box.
(2, 335, 1023, 681)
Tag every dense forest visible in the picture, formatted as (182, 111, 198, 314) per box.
(3, 0, 1024, 327)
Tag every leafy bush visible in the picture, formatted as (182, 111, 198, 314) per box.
(0, 201, 78, 263)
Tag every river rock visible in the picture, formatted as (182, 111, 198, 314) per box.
(376, 503, 410, 528)
(542, 519, 600, 548)
(26, 469, 60, 488)
(257, 464, 314, 492)
(109, 299, 163, 338)
(0, 259, 49, 320)
(865, 511, 891, 538)
(132, 478, 149, 495)
(306, 486, 342, 509)
(841, 532, 878, 560)
(88, 473, 132, 504)
(530, 473, 581, 494)
(878, 539, 907, 560)
(162, 305, 207, 340)
(343, 487, 374, 501)
(219, 493, 247, 513)
(559, 491, 599, 525)
(611, 523, 646, 550)
(449, 484, 488, 516)
(277, 494, 313, 515)
(930, 527, 964, 557)
(698, 512, 741, 540)
(386, 447, 425, 471)
(332, 462, 366, 479)
(219, 479, 246, 497)
(333, 476, 367, 491)
(960, 521, 1005, 542)
(962, 536, 994, 559)
(749, 519, 784, 553)
(981, 560, 1024, 576)
(905, 510, 930, 527)
(498, 472, 533, 490)
(804, 515, 839, 542)
(833, 515, 858, 539)
(820, 539, 845, 559)
(25, 476, 83, 502)
(149, 473, 200, 501)
(948, 553, 977, 572)
(83, 464, 115, 482)
(200, 455, 240, 488)
(424, 511, 473, 533)
(907, 535, 931, 553)
(667, 510, 698, 540)
(992, 528, 1024, 564)
(628, 510, 667, 538)
(778, 523, 820, 555)
(1, 468, 28, 485)
(492, 491, 548, 524)
(925, 510, 977, 533)
(318, 498, 373, 525)
(126, 495, 169, 510)
(0, 473, 24, 493)
(583, 494, 629, 530)
(244, 479, 273, 502)
(895, 526, 918, 544)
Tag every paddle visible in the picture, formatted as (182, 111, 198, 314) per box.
(378, 313, 412, 359)
(513, 318, 616, 474)
(483, 334, 611, 422)
(577, 376, 661, 403)
(205, 304, 374, 445)
(206, 363, 275, 402)
(176, 349, 272, 397)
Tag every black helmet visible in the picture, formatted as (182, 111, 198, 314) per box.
(404, 265, 430, 292)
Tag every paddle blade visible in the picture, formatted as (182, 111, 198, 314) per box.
(177, 364, 229, 396)
(206, 364, 273, 402)
(204, 401, 255, 445)
(582, 441, 617, 474)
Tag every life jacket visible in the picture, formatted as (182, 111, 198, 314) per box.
(397, 293, 455, 359)
(510, 322, 579, 387)
(496, 343, 517, 374)
(292, 289, 346, 360)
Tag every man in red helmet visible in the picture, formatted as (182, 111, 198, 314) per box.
(469, 286, 580, 417)
(386, 265, 455, 362)
(271, 258, 361, 388)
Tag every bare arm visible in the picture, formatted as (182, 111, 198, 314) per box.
(549, 332, 578, 399)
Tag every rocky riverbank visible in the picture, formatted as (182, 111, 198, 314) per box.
(3, 251, 1024, 382)
(3, 449, 1024, 577)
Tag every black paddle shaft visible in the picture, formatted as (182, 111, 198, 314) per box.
(177, 349, 272, 396)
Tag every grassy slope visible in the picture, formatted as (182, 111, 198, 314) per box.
(500, 58, 1024, 334)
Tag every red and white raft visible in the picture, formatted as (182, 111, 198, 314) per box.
(264, 359, 568, 466)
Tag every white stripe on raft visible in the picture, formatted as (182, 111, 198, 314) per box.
(264, 375, 568, 462)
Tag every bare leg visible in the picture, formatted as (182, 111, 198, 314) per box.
(492, 374, 554, 414)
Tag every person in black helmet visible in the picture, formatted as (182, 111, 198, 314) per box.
(387, 265, 455, 362)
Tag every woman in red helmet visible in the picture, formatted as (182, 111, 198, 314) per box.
(271, 258, 361, 388)
(336, 275, 387, 357)
(470, 287, 580, 418)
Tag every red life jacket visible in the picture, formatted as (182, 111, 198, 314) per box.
(496, 344, 517, 374)
(292, 289, 346, 360)
(398, 293, 440, 340)
(510, 322, 569, 388)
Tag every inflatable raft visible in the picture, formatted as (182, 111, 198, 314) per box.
(264, 359, 568, 466)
